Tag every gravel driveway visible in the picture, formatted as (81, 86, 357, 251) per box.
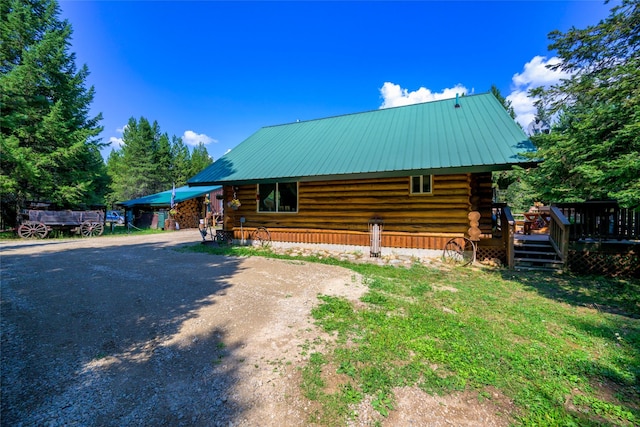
(1, 231, 367, 426)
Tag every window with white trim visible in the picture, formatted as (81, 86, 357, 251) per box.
(410, 175, 432, 194)
(257, 183, 298, 212)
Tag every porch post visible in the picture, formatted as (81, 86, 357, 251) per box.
(501, 206, 516, 269)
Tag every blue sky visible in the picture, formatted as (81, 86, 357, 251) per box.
(58, 1, 614, 162)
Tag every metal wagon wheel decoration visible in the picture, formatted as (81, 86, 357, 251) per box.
(251, 226, 271, 248)
(214, 230, 234, 246)
(442, 237, 476, 266)
(80, 221, 104, 237)
(17, 221, 49, 239)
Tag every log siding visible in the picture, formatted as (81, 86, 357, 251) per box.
(223, 173, 494, 250)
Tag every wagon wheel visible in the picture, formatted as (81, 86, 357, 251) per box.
(442, 237, 476, 266)
(17, 221, 48, 239)
(80, 221, 104, 237)
(251, 226, 271, 248)
(214, 230, 233, 246)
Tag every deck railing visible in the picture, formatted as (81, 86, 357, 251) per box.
(553, 202, 639, 241)
(548, 206, 571, 262)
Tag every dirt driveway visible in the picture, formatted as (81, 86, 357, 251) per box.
(2, 231, 514, 427)
(1, 231, 368, 426)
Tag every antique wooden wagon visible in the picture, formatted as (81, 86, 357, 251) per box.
(17, 209, 105, 238)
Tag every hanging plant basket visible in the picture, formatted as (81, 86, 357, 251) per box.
(228, 199, 241, 210)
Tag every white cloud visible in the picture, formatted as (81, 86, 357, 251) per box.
(507, 56, 572, 128)
(379, 82, 470, 109)
(108, 124, 127, 147)
(507, 89, 538, 131)
(109, 136, 124, 147)
(182, 130, 217, 146)
(511, 56, 570, 88)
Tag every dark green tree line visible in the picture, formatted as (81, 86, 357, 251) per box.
(488, 85, 538, 212)
(1, 0, 107, 227)
(490, 84, 515, 119)
(105, 117, 213, 207)
(527, 0, 640, 209)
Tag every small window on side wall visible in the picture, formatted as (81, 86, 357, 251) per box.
(410, 175, 432, 195)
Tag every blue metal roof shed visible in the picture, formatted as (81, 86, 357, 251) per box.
(119, 185, 221, 207)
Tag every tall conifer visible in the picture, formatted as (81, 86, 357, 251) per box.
(170, 136, 191, 187)
(189, 142, 213, 178)
(0, 0, 106, 226)
(528, 0, 640, 209)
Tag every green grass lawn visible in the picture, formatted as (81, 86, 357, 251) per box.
(187, 245, 640, 425)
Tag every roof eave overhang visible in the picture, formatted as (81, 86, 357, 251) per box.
(188, 161, 540, 186)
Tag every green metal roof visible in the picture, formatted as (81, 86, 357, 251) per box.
(119, 185, 220, 207)
(188, 93, 534, 185)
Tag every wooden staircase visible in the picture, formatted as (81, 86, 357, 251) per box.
(513, 235, 564, 272)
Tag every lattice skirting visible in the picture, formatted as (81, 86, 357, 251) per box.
(567, 250, 639, 278)
(476, 246, 506, 265)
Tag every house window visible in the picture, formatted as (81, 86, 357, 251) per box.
(257, 183, 298, 212)
(410, 175, 432, 194)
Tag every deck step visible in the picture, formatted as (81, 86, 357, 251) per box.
(514, 265, 563, 273)
(514, 261, 564, 272)
(514, 250, 558, 257)
(513, 242, 553, 248)
(514, 257, 563, 264)
(513, 235, 565, 272)
(514, 242, 552, 247)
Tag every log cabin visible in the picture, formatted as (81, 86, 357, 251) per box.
(188, 93, 535, 257)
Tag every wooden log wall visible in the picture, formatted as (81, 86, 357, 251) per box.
(223, 173, 495, 250)
(469, 173, 494, 235)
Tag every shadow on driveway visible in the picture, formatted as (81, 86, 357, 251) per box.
(1, 235, 251, 426)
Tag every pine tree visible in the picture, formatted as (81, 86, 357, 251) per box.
(490, 85, 515, 119)
(0, 0, 106, 227)
(106, 117, 210, 202)
(189, 142, 213, 178)
(108, 117, 157, 200)
(170, 135, 191, 187)
(152, 130, 173, 193)
(104, 149, 124, 208)
(489, 84, 528, 209)
(528, 0, 640, 209)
